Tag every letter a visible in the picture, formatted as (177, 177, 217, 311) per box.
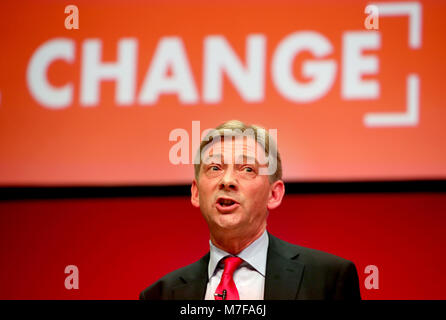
(364, 5, 379, 30)
(169, 128, 190, 164)
(64, 265, 79, 289)
(65, 5, 79, 30)
(364, 265, 379, 289)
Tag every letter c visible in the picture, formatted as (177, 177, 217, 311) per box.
(27, 38, 74, 109)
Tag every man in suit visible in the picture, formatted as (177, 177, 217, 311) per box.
(140, 120, 361, 300)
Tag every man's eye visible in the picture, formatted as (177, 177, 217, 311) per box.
(243, 167, 254, 172)
(210, 166, 220, 171)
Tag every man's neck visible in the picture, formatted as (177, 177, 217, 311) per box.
(210, 227, 266, 255)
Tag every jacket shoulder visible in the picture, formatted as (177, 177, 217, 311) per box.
(296, 243, 354, 269)
(270, 234, 354, 268)
(139, 253, 209, 300)
(268, 234, 361, 299)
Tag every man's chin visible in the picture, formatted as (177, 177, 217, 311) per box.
(213, 215, 244, 231)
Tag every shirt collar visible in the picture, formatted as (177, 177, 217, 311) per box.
(208, 230, 269, 278)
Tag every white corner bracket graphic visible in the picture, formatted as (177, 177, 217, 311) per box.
(364, 2, 422, 127)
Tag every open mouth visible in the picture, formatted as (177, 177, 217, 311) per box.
(218, 198, 237, 206)
(216, 197, 239, 213)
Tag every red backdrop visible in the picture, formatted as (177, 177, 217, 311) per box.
(0, 192, 445, 299)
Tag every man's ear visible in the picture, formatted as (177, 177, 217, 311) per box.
(267, 180, 285, 210)
(191, 179, 200, 208)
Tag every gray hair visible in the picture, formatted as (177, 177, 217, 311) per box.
(194, 120, 282, 183)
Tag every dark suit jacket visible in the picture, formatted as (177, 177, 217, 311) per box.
(140, 233, 361, 300)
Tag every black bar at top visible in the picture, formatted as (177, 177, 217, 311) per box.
(0, 180, 445, 201)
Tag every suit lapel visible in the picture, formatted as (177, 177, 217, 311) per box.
(172, 252, 210, 300)
(264, 233, 305, 300)
(170, 234, 305, 300)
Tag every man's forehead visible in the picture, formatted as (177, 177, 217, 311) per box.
(202, 136, 267, 163)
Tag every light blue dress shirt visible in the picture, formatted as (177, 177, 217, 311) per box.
(204, 230, 269, 300)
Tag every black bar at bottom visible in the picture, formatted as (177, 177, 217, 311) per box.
(0, 300, 443, 319)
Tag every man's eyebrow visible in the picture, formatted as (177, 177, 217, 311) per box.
(202, 153, 258, 165)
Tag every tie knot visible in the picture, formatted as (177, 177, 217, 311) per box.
(222, 256, 243, 276)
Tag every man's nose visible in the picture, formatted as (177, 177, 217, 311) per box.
(219, 167, 238, 191)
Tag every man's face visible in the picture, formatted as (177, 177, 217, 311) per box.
(191, 135, 284, 239)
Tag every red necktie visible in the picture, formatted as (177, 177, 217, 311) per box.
(214, 256, 243, 300)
